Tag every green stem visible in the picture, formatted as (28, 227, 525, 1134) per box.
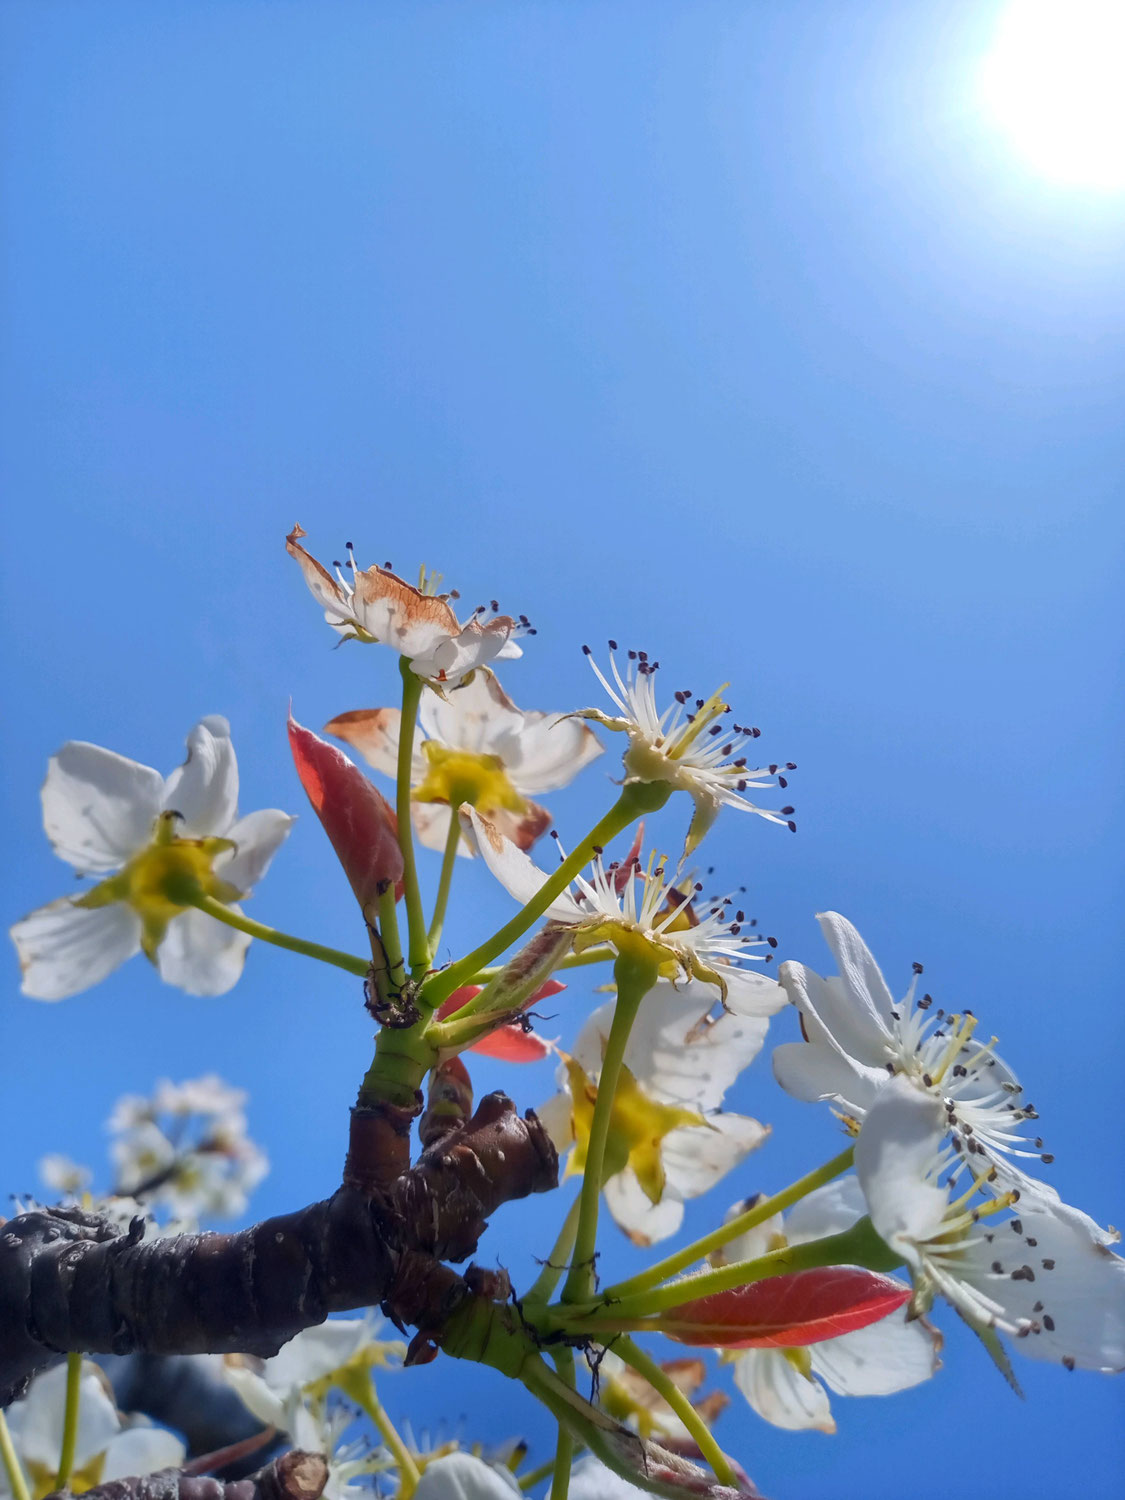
(187, 894, 371, 977)
(0, 1408, 31, 1500)
(523, 1192, 583, 1308)
(344, 1373, 421, 1498)
(466, 946, 613, 985)
(426, 800, 463, 955)
(562, 951, 659, 1305)
(54, 1352, 83, 1490)
(396, 659, 431, 978)
(520, 1457, 565, 1492)
(612, 1336, 735, 1487)
(601, 1145, 856, 1303)
(548, 1349, 575, 1500)
(562, 1220, 905, 1329)
(423, 782, 670, 1010)
(376, 883, 406, 989)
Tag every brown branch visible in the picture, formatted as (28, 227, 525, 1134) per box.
(43, 1450, 329, 1500)
(1, 1094, 556, 1406)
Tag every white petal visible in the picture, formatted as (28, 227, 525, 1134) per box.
(713, 1202, 786, 1265)
(733, 1348, 835, 1433)
(815, 912, 898, 1031)
(8, 1363, 121, 1468)
(604, 1167, 686, 1246)
(770, 1039, 883, 1116)
(161, 716, 239, 837)
(567, 1457, 653, 1500)
(721, 967, 788, 1019)
(156, 907, 251, 996)
(854, 1079, 949, 1253)
(413, 802, 474, 857)
(784, 1176, 868, 1244)
(220, 810, 296, 892)
(100, 1426, 186, 1481)
(778, 955, 891, 1070)
(811, 1307, 939, 1396)
(459, 808, 580, 919)
(983, 1209, 1125, 1371)
(412, 621, 519, 686)
(502, 714, 603, 795)
(41, 742, 164, 872)
(620, 979, 771, 1111)
(12, 898, 141, 1000)
(263, 1318, 379, 1394)
(223, 1364, 287, 1429)
(662, 1115, 770, 1201)
(419, 670, 521, 753)
(413, 1452, 520, 1499)
(534, 1091, 575, 1154)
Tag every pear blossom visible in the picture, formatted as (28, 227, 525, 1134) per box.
(595, 1351, 729, 1450)
(772, 912, 1080, 1218)
(711, 1177, 939, 1432)
(414, 1452, 520, 1498)
(576, 646, 795, 852)
(0, 1361, 185, 1500)
(38, 1154, 91, 1198)
(325, 669, 601, 856)
(462, 808, 786, 1019)
(225, 1316, 404, 1500)
(855, 1078, 1125, 1372)
(538, 980, 771, 1245)
(109, 1075, 268, 1220)
(10, 717, 294, 1000)
(286, 525, 524, 687)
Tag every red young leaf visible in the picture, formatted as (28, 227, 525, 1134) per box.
(435, 979, 563, 1063)
(287, 713, 404, 921)
(657, 1267, 910, 1349)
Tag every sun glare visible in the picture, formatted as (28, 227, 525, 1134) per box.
(980, 0, 1125, 190)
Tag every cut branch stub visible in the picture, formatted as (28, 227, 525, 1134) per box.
(44, 1450, 329, 1500)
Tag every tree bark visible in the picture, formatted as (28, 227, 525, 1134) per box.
(43, 1450, 329, 1500)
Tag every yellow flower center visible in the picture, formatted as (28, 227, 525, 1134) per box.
(74, 812, 240, 961)
(413, 743, 526, 816)
(26, 1456, 105, 1499)
(563, 1054, 707, 1205)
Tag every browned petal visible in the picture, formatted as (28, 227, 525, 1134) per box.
(285, 524, 349, 610)
(492, 798, 553, 852)
(323, 707, 401, 769)
(352, 563, 462, 638)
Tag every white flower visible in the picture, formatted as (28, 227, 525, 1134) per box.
(539, 979, 771, 1245)
(414, 1452, 520, 1499)
(714, 1177, 939, 1433)
(462, 808, 786, 1020)
(286, 526, 524, 687)
(577, 647, 795, 852)
(771, 912, 1089, 1220)
(0, 1361, 184, 1500)
(855, 1078, 1125, 1372)
(109, 1075, 268, 1221)
(325, 670, 601, 857)
(10, 717, 294, 1000)
(224, 1315, 405, 1432)
(38, 1155, 91, 1198)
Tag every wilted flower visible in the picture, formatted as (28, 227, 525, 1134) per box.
(326, 669, 601, 856)
(712, 1178, 939, 1432)
(10, 717, 293, 1000)
(596, 1351, 729, 1450)
(0, 1361, 185, 1500)
(855, 1077, 1125, 1372)
(463, 809, 785, 1018)
(576, 646, 794, 852)
(538, 980, 771, 1245)
(286, 526, 524, 687)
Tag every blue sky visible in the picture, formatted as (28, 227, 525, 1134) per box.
(2, 3, 1123, 1495)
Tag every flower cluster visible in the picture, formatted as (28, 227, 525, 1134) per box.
(5, 528, 1121, 1500)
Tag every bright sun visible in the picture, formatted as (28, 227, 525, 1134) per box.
(980, 0, 1125, 190)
